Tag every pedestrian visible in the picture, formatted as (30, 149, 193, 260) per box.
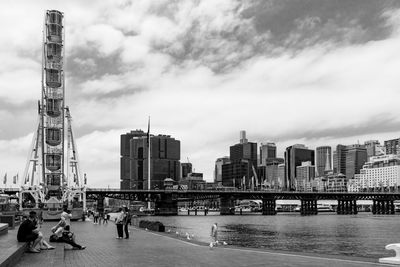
(115, 208, 125, 239)
(123, 207, 131, 239)
(93, 210, 99, 224)
(50, 219, 86, 250)
(17, 211, 43, 253)
(98, 212, 103, 224)
(210, 222, 218, 248)
(103, 212, 108, 224)
(61, 206, 72, 231)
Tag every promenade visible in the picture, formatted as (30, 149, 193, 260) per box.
(10, 220, 394, 267)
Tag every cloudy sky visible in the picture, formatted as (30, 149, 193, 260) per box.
(1, 0, 400, 188)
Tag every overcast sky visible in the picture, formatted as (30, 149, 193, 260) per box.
(1, 0, 400, 188)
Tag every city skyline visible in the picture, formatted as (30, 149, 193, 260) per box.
(1, 1, 400, 187)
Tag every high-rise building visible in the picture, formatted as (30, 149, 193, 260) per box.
(364, 140, 385, 160)
(181, 163, 192, 179)
(222, 131, 257, 188)
(259, 143, 277, 166)
(316, 146, 332, 177)
(345, 144, 367, 180)
(284, 144, 315, 190)
(120, 130, 147, 189)
(264, 158, 284, 187)
(385, 138, 400, 155)
(296, 161, 316, 182)
(333, 144, 367, 179)
(214, 157, 230, 185)
(120, 131, 180, 190)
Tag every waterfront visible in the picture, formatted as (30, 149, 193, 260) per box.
(145, 213, 399, 259)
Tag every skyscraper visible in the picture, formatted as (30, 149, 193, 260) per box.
(316, 146, 332, 177)
(214, 157, 230, 186)
(385, 138, 400, 155)
(120, 131, 180, 190)
(222, 131, 258, 188)
(333, 144, 367, 179)
(284, 144, 315, 190)
(364, 140, 385, 160)
(181, 163, 192, 179)
(259, 142, 277, 166)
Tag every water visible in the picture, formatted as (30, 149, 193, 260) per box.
(144, 213, 400, 259)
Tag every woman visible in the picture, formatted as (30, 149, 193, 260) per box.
(50, 219, 86, 250)
(33, 216, 55, 250)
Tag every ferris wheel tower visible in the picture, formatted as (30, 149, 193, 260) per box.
(20, 10, 86, 218)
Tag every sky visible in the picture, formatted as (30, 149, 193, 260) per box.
(1, 0, 400, 188)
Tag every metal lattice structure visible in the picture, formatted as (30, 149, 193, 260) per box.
(20, 10, 85, 220)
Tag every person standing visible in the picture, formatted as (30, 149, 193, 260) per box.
(17, 211, 43, 253)
(123, 207, 131, 239)
(103, 212, 108, 224)
(115, 208, 125, 239)
(210, 222, 218, 248)
(93, 210, 99, 224)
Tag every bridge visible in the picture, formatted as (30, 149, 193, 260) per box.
(3, 187, 400, 216)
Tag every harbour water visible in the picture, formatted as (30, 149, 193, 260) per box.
(146, 213, 400, 259)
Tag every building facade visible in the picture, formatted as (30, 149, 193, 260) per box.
(385, 138, 400, 155)
(120, 131, 181, 190)
(214, 157, 230, 186)
(315, 146, 332, 177)
(333, 144, 367, 179)
(284, 144, 315, 190)
(181, 163, 192, 179)
(259, 142, 277, 166)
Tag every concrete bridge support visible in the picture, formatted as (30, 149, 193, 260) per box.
(337, 199, 357, 215)
(155, 194, 178, 216)
(262, 198, 276, 215)
(220, 196, 235, 215)
(300, 198, 317, 215)
(96, 195, 105, 213)
(372, 199, 395, 215)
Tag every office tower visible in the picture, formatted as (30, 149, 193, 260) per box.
(385, 138, 400, 155)
(333, 144, 367, 179)
(333, 144, 347, 175)
(277, 164, 285, 188)
(120, 131, 180, 190)
(316, 146, 332, 177)
(214, 157, 230, 185)
(259, 142, 277, 166)
(284, 144, 315, 190)
(181, 163, 192, 179)
(345, 144, 367, 180)
(296, 161, 316, 182)
(120, 130, 147, 189)
(264, 158, 284, 187)
(222, 131, 258, 188)
(364, 140, 385, 160)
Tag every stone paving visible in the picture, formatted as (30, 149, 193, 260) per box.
(13, 220, 395, 267)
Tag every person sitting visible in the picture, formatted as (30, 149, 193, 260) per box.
(32, 216, 55, 250)
(49, 219, 86, 250)
(61, 207, 72, 231)
(17, 211, 43, 253)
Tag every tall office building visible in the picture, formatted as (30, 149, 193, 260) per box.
(385, 138, 400, 155)
(181, 163, 192, 179)
(214, 157, 230, 185)
(222, 131, 257, 188)
(284, 144, 315, 190)
(316, 146, 332, 177)
(120, 131, 180, 190)
(333, 144, 367, 179)
(264, 158, 284, 187)
(364, 140, 385, 160)
(345, 144, 367, 180)
(259, 143, 277, 166)
(120, 130, 147, 189)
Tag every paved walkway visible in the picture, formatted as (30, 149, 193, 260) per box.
(13, 221, 395, 267)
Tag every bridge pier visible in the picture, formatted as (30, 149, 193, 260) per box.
(372, 199, 394, 215)
(220, 196, 235, 215)
(262, 198, 276, 215)
(96, 195, 105, 213)
(337, 199, 357, 215)
(155, 194, 178, 216)
(300, 198, 317, 215)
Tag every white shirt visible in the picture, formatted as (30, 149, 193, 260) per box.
(61, 211, 72, 226)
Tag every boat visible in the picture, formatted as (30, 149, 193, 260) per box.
(294, 204, 334, 213)
(235, 205, 253, 214)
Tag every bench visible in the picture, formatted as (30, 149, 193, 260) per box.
(379, 243, 400, 264)
(0, 215, 15, 229)
(0, 223, 8, 236)
(0, 230, 28, 267)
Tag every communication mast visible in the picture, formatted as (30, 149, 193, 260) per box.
(20, 10, 85, 220)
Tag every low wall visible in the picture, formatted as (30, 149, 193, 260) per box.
(138, 220, 165, 232)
